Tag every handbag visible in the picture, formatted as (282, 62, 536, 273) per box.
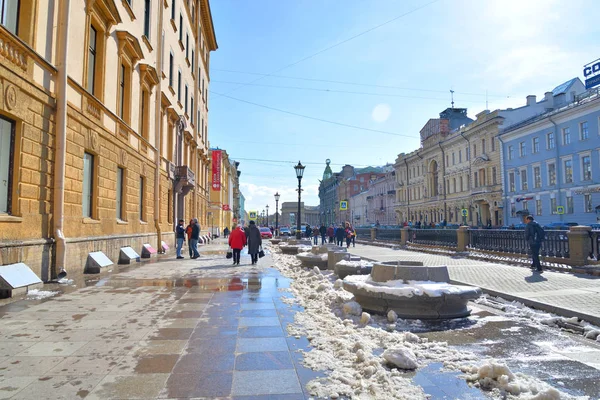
(258, 246, 265, 258)
(226, 247, 233, 259)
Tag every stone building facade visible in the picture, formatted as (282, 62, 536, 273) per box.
(280, 202, 320, 228)
(0, 0, 218, 281)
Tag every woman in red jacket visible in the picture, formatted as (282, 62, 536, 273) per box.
(228, 225, 247, 265)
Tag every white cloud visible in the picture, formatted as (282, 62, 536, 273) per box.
(240, 182, 320, 214)
(372, 103, 391, 123)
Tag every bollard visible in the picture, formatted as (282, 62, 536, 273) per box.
(371, 228, 376, 241)
(457, 226, 470, 252)
(401, 227, 409, 245)
(567, 226, 592, 266)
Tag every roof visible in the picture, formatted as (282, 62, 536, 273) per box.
(552, 78, 578, 96)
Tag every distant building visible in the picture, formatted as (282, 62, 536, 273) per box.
(500, 79, 599, 226)
(280, 202, 320, 227)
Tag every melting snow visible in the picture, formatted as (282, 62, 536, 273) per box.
(26, 289, 59, 300)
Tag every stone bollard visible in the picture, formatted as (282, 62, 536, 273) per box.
(457, 226, 470, 252)
(328, 249, 349, 270)
(400, 227, 409, 245)
(371, 228, 376, 241)
(567, 226, 592, 266)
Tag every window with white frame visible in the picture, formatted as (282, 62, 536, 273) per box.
(547, 132, 555, 149)
(509, 172, 515, 192)
(520, 169, 528, 190)
(508, 145, 514, 160)
(492, 167, 497, 185)
(585, 194, 593, 212)
(491, 137, 495, 152)
(534, 166, 541, 188)
(564, 159, 573, 183)
(511, 203, 516, 217)
(548, 162, 556, 186)
(536, 199, 542, 216)
(533, 137, 540, 153)
(550, 197, 557, 214)
(582, 155, 592, 181)
(566, 196, 573, 214)
(580, 121, 589, 140)
(562, 127, 570, 145)
(519, 141, 526, 157)
(83, 152, 94, 218)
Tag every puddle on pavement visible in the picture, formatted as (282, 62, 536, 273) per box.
(408, 362, 491, 399)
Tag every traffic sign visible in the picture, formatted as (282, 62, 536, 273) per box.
(461, 208, 468, 217)
(249, 211, 258, 220)
(339, 201, 348, 211)
(556, 206, 565, 215)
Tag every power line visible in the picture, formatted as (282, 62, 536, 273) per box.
(211, 79, 489, 103)
(214, 0, 440, 98)
(212, 69, 511, 99)
(231, 157, 374, 168)
(210, 90, 420, 138)
(214, 138, 391, 149)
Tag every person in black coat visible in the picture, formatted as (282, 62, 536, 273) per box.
(525, 216, 544, 272)
(247, 221, 262, 265)
(319, 224, 327, 245)
(335, 224, 345, 246)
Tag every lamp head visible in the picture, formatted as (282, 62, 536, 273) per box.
(274, 192, 280, 201)
(294, 161, 305, 179)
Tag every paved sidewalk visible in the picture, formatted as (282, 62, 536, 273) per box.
(348, 244, 600, 326)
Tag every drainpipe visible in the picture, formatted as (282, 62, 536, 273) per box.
(548, 115, 562, 222)
(52, 0, 70, 279)
(438, 142, 447, 222)
(497, 134, 507, 226)
(154, 2, 165, 252)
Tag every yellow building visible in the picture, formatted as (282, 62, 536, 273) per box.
(0, 0, 217, 281)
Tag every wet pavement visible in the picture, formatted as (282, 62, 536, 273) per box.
(0, 240, 599, 399)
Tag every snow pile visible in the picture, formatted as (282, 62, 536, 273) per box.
(26, 289, 59, 300)
(453, 360, 585, 400)
(344, 274, 473, 297)
(336, 259, 373, 269)
(382, 347, 418, 370)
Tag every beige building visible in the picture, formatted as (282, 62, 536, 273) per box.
(0, 0, 217, 281)
(208, 148, 241, 235)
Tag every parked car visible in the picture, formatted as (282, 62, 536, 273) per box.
(591, 224, 600, 230)
(279, 227, 291, 236)
(543, 222, 578, 230)
(259, 227, 273, 239)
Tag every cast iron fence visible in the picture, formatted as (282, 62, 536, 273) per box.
(354, 228, 371, 239)
(591, 230, 600, 260)
(469, 229, 569, 258)
(376, 228, 401, 241)
(407, 228, 457, 247)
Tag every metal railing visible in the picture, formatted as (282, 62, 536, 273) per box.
(469, 229, 569, 258)
(376, 229, 400, 241)
(590, 230, 600, 260)
(408, 228, 457, 247)
(354, 228, 371, 239)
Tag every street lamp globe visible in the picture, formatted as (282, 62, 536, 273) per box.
(294, 161, 305, 179)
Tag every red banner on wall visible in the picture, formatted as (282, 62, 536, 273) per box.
(222, 204, 230, 211)
(212, 150, 222, 191)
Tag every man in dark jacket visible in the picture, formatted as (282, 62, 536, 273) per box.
(335, 224, 345, 246)
(319, 224, 327, 245)
(176, 220, 185, 259)
(327, 225, 334, 243)
(525, 216, 544, 272)
(190, 218, 201, 259)
(247, 221, 262, 265)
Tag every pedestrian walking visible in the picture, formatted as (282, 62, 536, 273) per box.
(223, 227, 230, 238)
(306, 225, 312, 239)
(319, 224, 327, 245)
(327, 225, 334, 243)
(312, 226, 319, 245)
(344, 222, 353, 248)
(525, 216, 545, 272)
(190, 218, 201, 259)
(176, 220, 185, 259)
(247, 220, 262, 265)
(351, 225, 356, 247)
(335, 224, 345, 246)
(228, 225, 246, 265)
(185, 219, 194, 258)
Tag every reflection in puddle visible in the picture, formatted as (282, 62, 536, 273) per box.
(409, 362, 490, 399)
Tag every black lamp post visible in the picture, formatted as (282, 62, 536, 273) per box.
(265, 205, 269, 227)
(294, 161, 305, 239)
(274, 192, 280, 236)
(261, 210, 265, 226)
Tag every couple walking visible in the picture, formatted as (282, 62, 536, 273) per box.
(175, 218, 201, 259)
(228, 220, 262, 265)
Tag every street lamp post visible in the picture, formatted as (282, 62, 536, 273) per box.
(294, 161, 305, 239)
(274, 192, 280, 237)
(265, 205, 269, 227)
(261, 210, 265, 226)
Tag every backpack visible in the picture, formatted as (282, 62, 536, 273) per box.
(536, 224, 546, 242)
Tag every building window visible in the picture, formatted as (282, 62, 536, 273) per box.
(169, 52, 174, 87)
(0, 117, 15, 214)
(511, 203, 516, 217)
(550, 197, 557, 214)
(492, 167, 497, 185)
(474, 172, 478, 188)
(481, 139, 486, 154)
(144, 0, 151, 38)
(519, 141, 526, 157)
(547, 132, 555, 149)
(564, 159, 573, 183)
(532, 137, 539, 154)
(191, 49, 195, 70)
(118, 63, 132, 123)
(521, 169, 528, 191)
(491, 137, 495, 152)
(116, 167, 124, 220)
(177, 70, 182, 103)
(509, 172, 515, 192)
(508, 145, 514, 160)
(459, 150, 462, 163)
(536, 199, 542, 216)
(453, 178, 456, 193)
(580, 121, 589, 140)
(563, 127, 570, 145)
(186, 33, 189, 60)
(582, 155, 592, 181)
(184, 84, 188, 114)
(139, 176, 145, 221)
(179, 13, 183, 42)
(473, 144, 477, 158)
(445, 155, 449, 167)
(452, 153, 455, 165)
(548, 163, 556, 186)
(460, 176, 463, 192)
(533, 166, 541, 188)
(585, 194, 593, 212)
(171, 0, 175, 20)
(566, 196, 573, 214)
(0, 0, 20, 34)
(140, 89, 149, 139)
(522, 200, 528, 212)
(191, 97, 194, 124)
(83, 152, 94, 218)
(87, 25, 98, 95)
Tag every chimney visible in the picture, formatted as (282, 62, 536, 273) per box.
(526, 95, 536, 106)
(544, 92, 554, 109)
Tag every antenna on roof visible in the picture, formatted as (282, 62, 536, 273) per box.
(450, 89, 455, 108)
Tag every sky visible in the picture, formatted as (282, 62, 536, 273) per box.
(207, 0, 600, 216)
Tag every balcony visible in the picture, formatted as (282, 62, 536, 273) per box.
(471, 185, 494, 195)
(175, 166, 195, 187)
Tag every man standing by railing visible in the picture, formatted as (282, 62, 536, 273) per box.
(525, 216, 545, 272)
